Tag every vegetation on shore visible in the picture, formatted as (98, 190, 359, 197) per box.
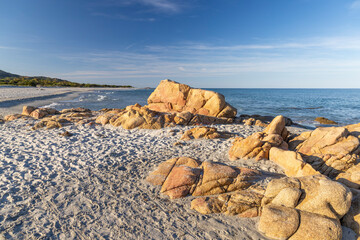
(0, 70, 133, 88)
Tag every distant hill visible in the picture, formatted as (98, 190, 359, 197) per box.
(0, 70, 133, 88)
(0, 70, 20, 79)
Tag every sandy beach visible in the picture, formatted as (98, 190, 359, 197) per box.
(0, 87, 135, 118)
(0, 118, 287, 239)
(0, 82, 359, 240)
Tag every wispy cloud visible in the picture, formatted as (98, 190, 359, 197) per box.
(56, 36, 360, 86)
(147, 37, 360, 52)
(92, 12, 155, 22)
(350, 0, 360, 9)
(139, 0, 182, 13)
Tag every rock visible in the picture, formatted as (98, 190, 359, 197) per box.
(295, 127, 360, 178)
(192, 161, 260, 196)
(180, 127, 234, 141)
(262, 175, 352, 220)
(30, 109, 48, 119)
(147, 79, 237, 118)
(96, 103, 234, 130)
(46, 120, 62, 129)
(60, 107, 91, 114)
(258, 205, 300, 239)
(59, 131, 73, 137)
(22, 106, 36, 116)
(147, 159, 260, 199)
(4, 114, 24, 121)
(190, 188, 263, 216)
(315, 117, 338, 125)
(259, 205, 342, 240)
(336, 164, 360, 189)
(229, 115, 289, 161)
(269, 147, 320, 177)
(161, 165, 202, 199)
(342, 189, 360, 235)
(146, 157, 201, 186)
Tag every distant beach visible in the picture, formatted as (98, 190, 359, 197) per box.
(0, 87, 138, 118)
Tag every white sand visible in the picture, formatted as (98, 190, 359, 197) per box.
(0, 87, 136, 118)
(0, 118, 302, 239)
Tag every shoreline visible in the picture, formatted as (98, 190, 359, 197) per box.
(0, 87, 140, 118)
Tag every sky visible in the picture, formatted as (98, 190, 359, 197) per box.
(1, 0, 360, 88)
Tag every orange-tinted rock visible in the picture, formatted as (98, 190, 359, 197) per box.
(269, 147, 320, 177)
(315, 117, 338, 125)
(30, 109, 48, 119)
(262, 175, 352, 220)
(180, 127, 234, 141)
(295, 127, 360, 178)
(229, 115, 289, 161)
(190, 188, 263, 216)
(146, 157, 201, 186)
(4, 114, 24, 121)
(22, 106, 36, 116)
(147, 79, 237, 118)
(336, 163, 360, 189)
(259, 205, 342, 240)
(147, 159, 261, 199)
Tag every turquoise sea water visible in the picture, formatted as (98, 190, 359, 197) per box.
(43, 88, 360, 127)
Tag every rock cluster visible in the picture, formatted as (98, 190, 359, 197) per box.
(4, 106, 96, 129)
(228, 115, 289, 161)
(147, 156, 356, 239)
(259, 175, 351, 240)
(147, 79, 237, 118)
(180, 127, 234, 141)
(146, 157, 260, 199)
(96, 104, 234, 130)
(286, 126, 360, 184)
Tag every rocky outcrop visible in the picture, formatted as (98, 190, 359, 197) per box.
(261, 175, 352, 219)
(229, 115, 289, 161)
(289, 126, 360, 179)
(315, 117, 338, 125)
(147, 79, 237, 118)
(96, 104, 234, 130)
(259, 175, 352, 240)
(146, 158, 260, 199)
(180, 127, 234, 141)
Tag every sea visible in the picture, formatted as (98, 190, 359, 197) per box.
(43, 88, 360, 128)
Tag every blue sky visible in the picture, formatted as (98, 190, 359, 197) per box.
(1, 0, 360, 88)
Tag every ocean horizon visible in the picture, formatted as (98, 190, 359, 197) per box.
(38, 88, 360, 127)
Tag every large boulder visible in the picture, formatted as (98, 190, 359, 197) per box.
(259, 205, 342, 240)
(229, 115, 289, 161)
(261, 175, 352, 220)
(290, 126, 360, 179)
(259, 175, 352, 240)
(147, 158, 260, 199)
(147, 79, 237, 118)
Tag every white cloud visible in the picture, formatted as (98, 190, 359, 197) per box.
(57, 36, 360, 85)
(140, 0, 182, 12)
(350, 0, 360, 9)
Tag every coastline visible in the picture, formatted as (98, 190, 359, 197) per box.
(0, 87, 138, 118)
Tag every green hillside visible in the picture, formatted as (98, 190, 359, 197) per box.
(0, 70, 133, 88)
